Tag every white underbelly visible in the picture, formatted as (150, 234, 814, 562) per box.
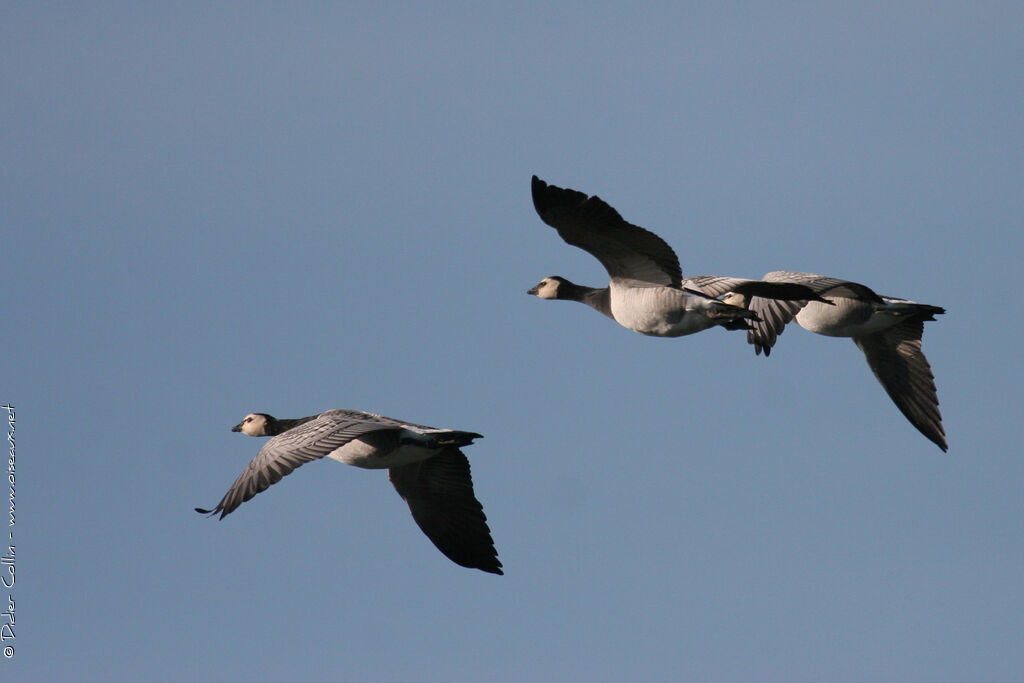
(795, 299, 895, 337)
(326, 438, 438, 470)
(609, 285, 711, 337)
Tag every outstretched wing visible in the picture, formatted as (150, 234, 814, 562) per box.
(745, 296, 805, 356)
(745, 272, 882, 356)
(762, 271, 883, 301)
(531, 175, 682, 287)
(684, 275, 828, 303)
(854, 318, 947, 451)
(682, 275, 745, 298)
(389, 448, 503, 574)
(197, 411, 403, 519)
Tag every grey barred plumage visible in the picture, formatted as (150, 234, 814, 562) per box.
(197, 409, 502, 574)
(738, 271, 947, 451)
(528, 176, 829, 338)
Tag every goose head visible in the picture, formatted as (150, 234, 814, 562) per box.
(720, 291, 749, 308)
(231, 413, 273, 436)
(527, 276, 572, 300)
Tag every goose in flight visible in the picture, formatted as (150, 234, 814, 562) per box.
(527, 176, 828, 337)
(196, 409, 503, 574)
(724, 271, 947, 451)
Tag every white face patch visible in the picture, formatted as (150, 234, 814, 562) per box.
(721, 292, 748, 308)
(534, 278, 560, 299)
(239, 413, 268, 436)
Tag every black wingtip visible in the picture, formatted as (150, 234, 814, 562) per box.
(476, 547, 503, 575)
(927, 425, 948, 453)
(531, 175, 547, 211)
(464, 557, 503, 575)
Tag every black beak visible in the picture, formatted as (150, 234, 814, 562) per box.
(231, 423, 243, 432)
(527, 285, 539, 296)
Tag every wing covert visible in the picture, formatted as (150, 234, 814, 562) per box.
(532, 176, 682, 287)
(199, 412, 405, 518)
(389, 448, 502, 574)
(853, 319, 946, 451)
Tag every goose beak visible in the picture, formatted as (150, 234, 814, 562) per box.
(527, 285, 539, 296)
(231, 422, 243, 432)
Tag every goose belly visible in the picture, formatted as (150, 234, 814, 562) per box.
(610, 286, 710, 337)
(795, 298, 894, 337)
(326, 438, 438, 470)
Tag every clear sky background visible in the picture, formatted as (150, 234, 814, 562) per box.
(4, 3, 1023, 681)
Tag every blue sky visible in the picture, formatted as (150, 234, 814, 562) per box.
(4, 2, 1023, 680)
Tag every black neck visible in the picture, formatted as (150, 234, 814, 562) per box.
(561, 283, 613, 319)
(266, 415, 318, 436)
